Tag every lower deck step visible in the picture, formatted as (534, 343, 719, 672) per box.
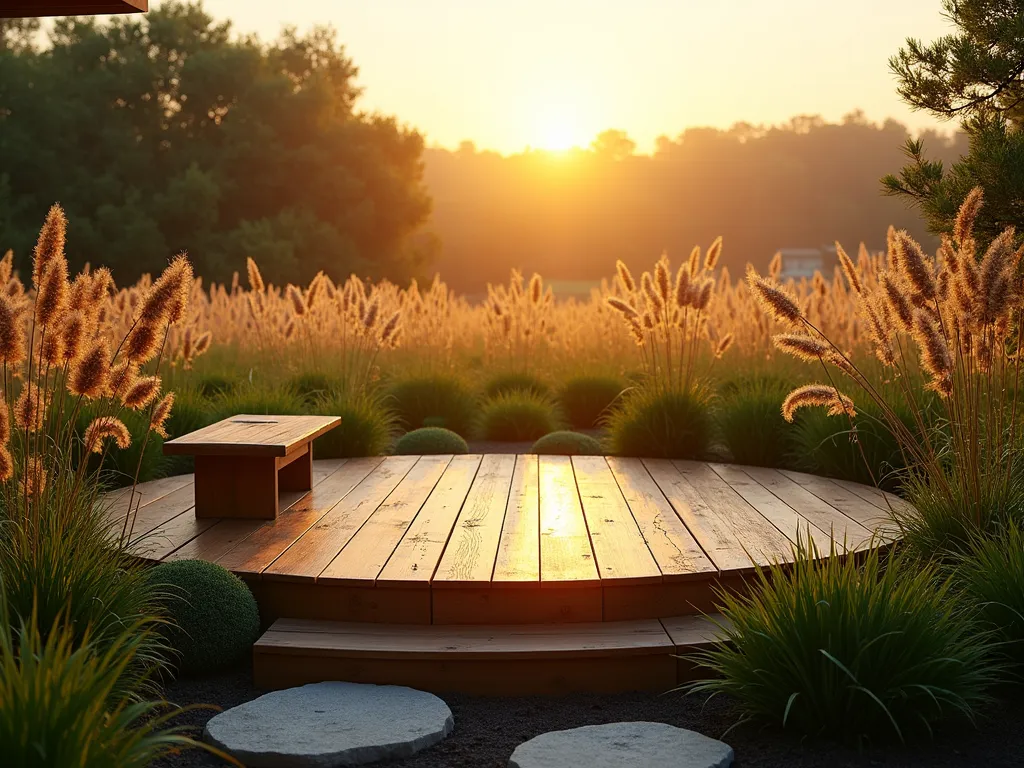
(253, 615, 725, 695)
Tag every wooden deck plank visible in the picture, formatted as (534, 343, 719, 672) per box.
(217, 457, 386, 577)
(164, 459, 348, 563)
(103, 473, 194, 520)
(736, 465, 873, 550)
(319, 456, 453, 585)
(377, 455, 482, 587)
(572, 456, 661, 585)
(434, 454, 517, 587)
(830, 477, 914, 518)
(674, 461, 792, 564)
(492, 455, 540, 585)
(259, 618, 673, 659)
(779, 470, 899, 537)
(708, 463, 837, 553)
(604, 457, 717, 581)
(120, 483, 196, 541)
(539, 455, 599, 586)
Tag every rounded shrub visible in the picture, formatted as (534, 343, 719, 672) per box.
(691, 543, 1000, 743)
(287, 371, 341, 405)
(484, 372, 550, 400)
(606, 387, 713, 459)
(716, 376, 799, 468)
(531, 430, 604, 456)
(479, 390, 562, 442)
(149, 559, 260, 676)
(394, 427, 469, 455)
(388, 375, 478, 437)
(558, 375, 625, 429)
(313, 392, 396, 458)
(196, 373, 237, 399)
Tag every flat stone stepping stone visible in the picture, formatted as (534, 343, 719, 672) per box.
(204, 682, 454, 767)
(508, 722, 733, 768)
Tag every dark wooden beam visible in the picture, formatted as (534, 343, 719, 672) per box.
(0, 0, 147, 17)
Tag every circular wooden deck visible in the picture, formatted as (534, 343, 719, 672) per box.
(106, 454, 901, 626)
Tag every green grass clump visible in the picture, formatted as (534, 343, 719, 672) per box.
(958, 522, 1024, 666)
(558, 376, 624, 429)
(478, 390, 562, 442)
(606, 387, 713, 459)
(484, 372, 550, 399)
(287, 371, 342, 405)
(209, 385, 306, 422)
(532, 430, 604, 455)
(394, 427, 469, 455)
(313, 392, 396, 458)
(716, 376, 798, 467)
(691, 541, 999, 743)
(388, 375, 479, 437)
(195, 373, 237, 399)
(0, 590, 206, 767)
(150, 560, 260, 676)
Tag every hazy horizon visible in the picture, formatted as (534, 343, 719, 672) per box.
(184, 0, 955, 154)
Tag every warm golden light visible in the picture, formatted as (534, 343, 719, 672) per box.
(532, 106, 582, 152)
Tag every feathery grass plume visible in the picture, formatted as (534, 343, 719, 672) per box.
(0, 292, 25, 367)
(108, 360, 138, 401)
(83, 416, 132, 453)
(880, 274, 914, 332)
(38, 328, 63, 367)
(35, 256, 69, 328)
(529, 273, 543, 304)
(32, 204, 66, 289)
(88, 267, 113, 308)
(379, 311, 401, 345)
(66, 274, 90, 313)
(912, 310, 953, 388)
(714, 333, 734, 357)
(123, 322, 160, 364)
(781, 384, 855, 423)
(0, 250, 11, 286)
(15, 382, 46, 431)
(286, 284, 306, 316)
(68, 341, 111, 398)
(628, 318, 644, 346)
(773, 333, 829, 361)
(954, 186, 984, 246)
(150, 392, 174, 439)
(19, 454, 46, 496)
(123, 376, 161, 410)
(0, 444, 12, 481)
(893, 230, 936, 301)
(704, 237, 723, 271)
(140, 255, 192, 325)
(641, 311, 655, 330)
(654, 259, 671, 302)
(193, 330, 211, 356)
(0, 397, 8, 444)
(306, 272, 325, 311)
(937, 268, 951, 301)
(674, 265, 691, 308)
(641, 272, 664, 313)
(246, 257, 265, 293)
(694, 280, 713, 311)
(746, 269, 804, 325)
(615, 260, 636, 292)
(606, 296, 639, 320)
(362, 297, 380, 332)
(768, 251, 782, 280)
(836, 241, 862, 293)
(977, 227, 1015, 324)
(687, 246, 701, 276)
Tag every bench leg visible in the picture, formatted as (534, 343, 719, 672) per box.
(194, 455, 279, 519)
(278, 444, 313, 492)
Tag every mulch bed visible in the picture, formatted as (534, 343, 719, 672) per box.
(155, 667, 1024, 768)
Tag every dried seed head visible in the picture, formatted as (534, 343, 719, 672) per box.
(912, 310, 953, 385)
(287, 284, 306, 316)
(641, 272, 664, 313)
(15, 382, 46, 431)
(674, 265, 691, 308)
(606, 296, 639, 320)
(108, 359, 139, 400)
(123, 375, 161, 410)
(0, 445, 12, 482)
(84, 416, 132, 453)
(32, 204, 67, 290)
(68, 341, 111, 398)
(39, 327, 64, 367)
(0, 397, 9, 444)
(687, 246, 701, 277)
(893, 231, 936, 301)
(694, 279, 712, 311)
(881, 274, 914, 332)
(747, 269, 804, 325)
(0, 293, 26, 366)
(836, 242, 862, 294)
(654, 259, 671, 302)
(616, 260, 636, 292)
(773, 333, 829, 361)
(124, 321, 161, 364)
(768, 251, 782, 280)
(529, 273, 543, 305)
(714, 332, 734, 358)
(35, 254, 69, 328)
(247, 257, 265, 293)
(782, 384, 855, 423)
(704, 237, 723, 271)
(954, 186, 984, 247)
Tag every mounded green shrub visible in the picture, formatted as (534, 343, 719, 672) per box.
(388, 375, 478, 437)
(716, 376, 798, 468)
(484, 372, 550, 399)
(532, 430, 604, 456)
(149, 560, 260, 676)
(691, 541, 1000, 743)
(559, 376, 625, 429)
(959, 522, 1024, 668)
(313, 392, 396, 458)
(606, 387, 713, 459)
(478, 390, 562, 442)
(394, 427, 469, 455)
(287, 371, 341, 405)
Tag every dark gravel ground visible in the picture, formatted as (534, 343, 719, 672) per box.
(154, 667, 1024, 768)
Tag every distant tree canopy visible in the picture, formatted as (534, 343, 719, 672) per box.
(884, 0, 1024, 242)
(0, 2, 432, 286)
(425, 113, 967, 292)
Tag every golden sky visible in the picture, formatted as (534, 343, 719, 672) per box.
(197, 0, 954, 154)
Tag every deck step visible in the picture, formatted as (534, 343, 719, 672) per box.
(253, 615, 726, 695)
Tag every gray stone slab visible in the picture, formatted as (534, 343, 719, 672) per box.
(508, 721, 733, 768)
(204, 682, 454, 767)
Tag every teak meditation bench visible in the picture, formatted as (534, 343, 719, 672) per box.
(163, 415, 341, 519)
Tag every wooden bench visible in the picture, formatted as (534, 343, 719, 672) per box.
(163, 414, 341, 520)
